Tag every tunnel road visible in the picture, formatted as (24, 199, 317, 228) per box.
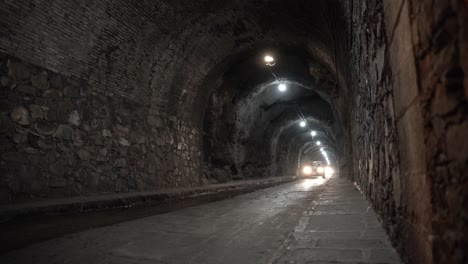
(0, 177, 401, 264)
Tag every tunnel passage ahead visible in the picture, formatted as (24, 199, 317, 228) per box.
(0, 1, 466, 263)
(0, 177, 401, 264)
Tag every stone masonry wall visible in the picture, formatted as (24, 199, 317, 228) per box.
(0, 0, 214, 203)
(350, 0, 434, 262)
(408, 1, 467, 263)
(0, 0, 347, 204)
(350, 0, 467, 263)
(0, 54, 201, 203)
(349, 0, 401, 256)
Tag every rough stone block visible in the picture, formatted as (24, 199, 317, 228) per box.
(10, 106, 30, 125)
(7, 60, 30, 81)
(53, 124, 75, 141)
(17, 85, 37, 96)
(31, 71, 49, 90)
(29, 104, 43, 119)
(387, 0, 419, 118)
(396, 102, 426, 176)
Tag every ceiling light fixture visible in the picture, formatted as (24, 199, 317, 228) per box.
(300, 121, 306, 127)
(278, 83, 287, 92)
(264, 55, 275, 66)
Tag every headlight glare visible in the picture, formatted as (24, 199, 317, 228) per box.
(325, 166, 334, 174)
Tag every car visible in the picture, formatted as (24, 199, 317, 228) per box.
(301, 161, 326, 178)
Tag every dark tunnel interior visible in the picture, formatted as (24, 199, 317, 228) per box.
(202, 47, 337, 181)
(0, 0, 466, 263)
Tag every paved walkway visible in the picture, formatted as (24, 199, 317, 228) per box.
(270, 177, 401, 264)
(0, 177, 401, 264)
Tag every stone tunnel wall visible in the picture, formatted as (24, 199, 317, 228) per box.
(1, 1, 466, 262)
(349, 0, 467, 263)
(0, 0, 349, 202)
(0, 0, 213, 203)
(349, 0, 432, 263)
(349, 0, 403, 258)
(0, 55, 201, 203)
(408, 0, 467, 263)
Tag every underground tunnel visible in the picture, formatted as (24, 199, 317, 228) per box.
(0, 0, 467, 263)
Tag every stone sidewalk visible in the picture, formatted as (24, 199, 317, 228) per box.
(270, 177, 402, 264)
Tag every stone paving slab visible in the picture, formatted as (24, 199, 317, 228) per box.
(271, 177, 401, 264)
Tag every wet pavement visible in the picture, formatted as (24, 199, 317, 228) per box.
(0, 177, 401, 264)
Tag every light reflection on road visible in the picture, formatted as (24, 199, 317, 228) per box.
(301, 176, 329, 190)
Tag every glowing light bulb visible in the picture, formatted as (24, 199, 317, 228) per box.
(300, 121, 306, 127)
(264, 55, 274, 63)
(316, 141, 321, 146)
(278, 83, 287, 92)
(310, 131, 317, 137)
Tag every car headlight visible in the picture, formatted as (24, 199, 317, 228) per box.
(317, 166, 324, 173)
(302, 166, 312, 175)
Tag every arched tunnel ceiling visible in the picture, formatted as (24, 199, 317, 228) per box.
(186, 0, 350, 121)
(2, 2, 465, 262)
(188, 1, 349, 180)
(2, 0, 350, 184)
(138, 0, 350, 180)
